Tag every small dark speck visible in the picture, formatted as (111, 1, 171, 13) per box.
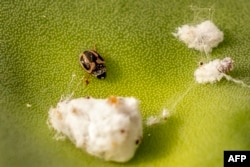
(135, 140, 140, 145)
(85, 79, 89, 85)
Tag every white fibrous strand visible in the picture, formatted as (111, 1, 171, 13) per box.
(194, 57, 234, 84)
(173, 20, 224, 53)
(146, 108, 171, 126)
(162, 108, 170, 119)
(48, 96, 143, 163)
(146, 116, 161, 126)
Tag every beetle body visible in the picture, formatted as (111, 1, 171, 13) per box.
(80, 50, 106, 79)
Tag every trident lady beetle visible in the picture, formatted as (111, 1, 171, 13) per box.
(79, 50, 106, 79)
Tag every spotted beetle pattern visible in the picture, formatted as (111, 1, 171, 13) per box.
(80, 50, 106, 79)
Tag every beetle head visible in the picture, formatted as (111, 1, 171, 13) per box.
(97, 72, 106, 79)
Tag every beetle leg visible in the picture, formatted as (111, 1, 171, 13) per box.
(84, 74, 91, 85)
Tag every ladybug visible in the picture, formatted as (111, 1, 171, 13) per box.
(79, 50, 106, 79)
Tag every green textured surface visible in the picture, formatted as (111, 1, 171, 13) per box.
(1, 0, 250, 167)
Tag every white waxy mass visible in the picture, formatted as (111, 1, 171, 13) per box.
(173, 20, 224, 53)
(194, 57, 234, 84)
(48, 96, 143, 163)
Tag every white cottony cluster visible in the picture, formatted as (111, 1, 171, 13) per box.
(173, 20, 224, 53)
(48, 96, 143, 163)
(194, 57, 234, 84)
